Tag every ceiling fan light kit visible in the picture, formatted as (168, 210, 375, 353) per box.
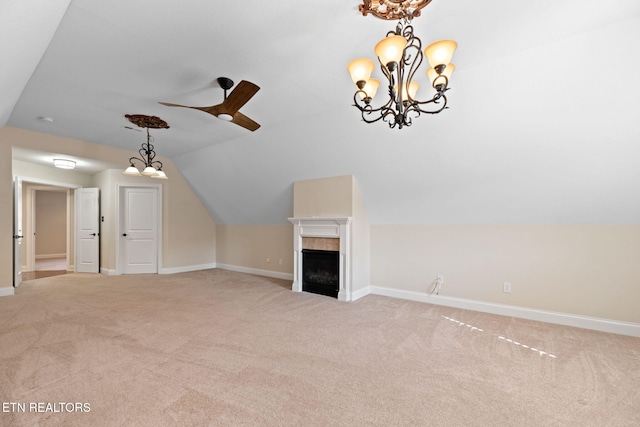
(159, 76, 261, 131)
(122, 114, 169, 179)
(348, 0, 457, 129)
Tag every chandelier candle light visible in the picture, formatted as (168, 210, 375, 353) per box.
(122, 114, 169, 179)
(348, 0, 457, 129)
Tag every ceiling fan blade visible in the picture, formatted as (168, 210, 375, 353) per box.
(159, 101, 223, 117)
(221, 80, 260, 116)
(159, 101, 193, 108)
(231, 112, 261, 131)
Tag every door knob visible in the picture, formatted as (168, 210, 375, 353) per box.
(122, 233, 127, 236)
(90, 233, 97, 236)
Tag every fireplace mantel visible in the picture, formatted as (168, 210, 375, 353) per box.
(288, 217, 353, 301)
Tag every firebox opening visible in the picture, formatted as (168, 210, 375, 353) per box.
(302, 249, 339, 298)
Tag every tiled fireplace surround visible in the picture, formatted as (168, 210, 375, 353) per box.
(288, 217, 354, 301)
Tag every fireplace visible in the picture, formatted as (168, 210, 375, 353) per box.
(302, 249, 339, 298)
(288, 217, 354, 301)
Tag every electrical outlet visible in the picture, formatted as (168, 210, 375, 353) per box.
(278, 258, 283, 265)
(266, 258, 270, 263)
(503, 282, 512, 293)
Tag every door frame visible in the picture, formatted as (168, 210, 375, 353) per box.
(26, 185, 72, 272)
(115, 183, 163, 275)
(15, 176, 80, 281)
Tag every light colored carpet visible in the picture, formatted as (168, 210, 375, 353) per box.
(0, 269, 638, 426)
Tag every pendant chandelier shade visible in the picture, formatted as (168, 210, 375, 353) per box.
(375, 35, 407, 67)
(348, 2, 458, 129)
(348, 58, 376, 86)
(122, 114, 169, 179)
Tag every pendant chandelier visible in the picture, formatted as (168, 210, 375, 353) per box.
(348, 1, 457, 129)
(122, 114, 169, 179)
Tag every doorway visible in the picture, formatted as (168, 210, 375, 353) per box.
(22, 184, 73, 281)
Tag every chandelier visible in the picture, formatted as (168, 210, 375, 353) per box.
(122, 114, 169, 179)
(348, 1, 457, 129)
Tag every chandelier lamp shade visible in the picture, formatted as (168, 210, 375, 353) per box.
(348, 2, 457, 129)
(122, 114, 169, 179)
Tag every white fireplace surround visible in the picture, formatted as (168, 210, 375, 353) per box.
(288, 217, 353, 301)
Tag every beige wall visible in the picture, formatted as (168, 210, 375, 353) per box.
(35, 190, 66, 256)
(371, 224, 640, 324)
(1, 126, 216, 286)
(216, 224, 293, 274)
(0, 141, 12, 288)
(13, 158, 93, 187)
(350, 177, 371, 294)
(293, 175, 353, 217)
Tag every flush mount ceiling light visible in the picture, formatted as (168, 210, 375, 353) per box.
(53, 159, 76, 169)
(348, 0, 457, 129)
(122, 114, 169, 179)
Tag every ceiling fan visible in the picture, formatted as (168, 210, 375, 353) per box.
(159, 77, 260, 131)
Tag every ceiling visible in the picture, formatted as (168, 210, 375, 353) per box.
(4, 0, 640, 224)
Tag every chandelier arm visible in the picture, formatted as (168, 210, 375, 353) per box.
(128, 156, 145, 166)
(353, 92, 398, 125)
(403, 40, 423, 105)
(432, 74, 450, 93)
(145, 142, 156, 164)
(138, 146, 148, 162)
(354, 99, 396, 125)
(361, 110, 391, 125)
(413, 93, 448, 115)
(352, 90, 395, 115)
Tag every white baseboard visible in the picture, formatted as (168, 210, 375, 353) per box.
(216, 264, 294, 281)
(370, 286, 640, 338)
(35, 253, 66, 260)
(0, 287, 15, 297)
(100, 263, 217, 276)
(160, 263, 217, 275)
(351, 286, 371, 301)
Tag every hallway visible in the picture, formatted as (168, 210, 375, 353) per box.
(22, 257, 68, 281)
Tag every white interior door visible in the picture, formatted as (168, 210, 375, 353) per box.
(121, 187, 158, 274)
(13, 177, 23, 287)
(75, 188, 100, 273)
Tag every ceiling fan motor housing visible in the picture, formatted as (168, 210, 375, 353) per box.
(217, 77, 234, 91)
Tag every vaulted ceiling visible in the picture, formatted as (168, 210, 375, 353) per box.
(4, 0, 640, 224)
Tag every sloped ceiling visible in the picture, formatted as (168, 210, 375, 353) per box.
(5, 0, 640, 224)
